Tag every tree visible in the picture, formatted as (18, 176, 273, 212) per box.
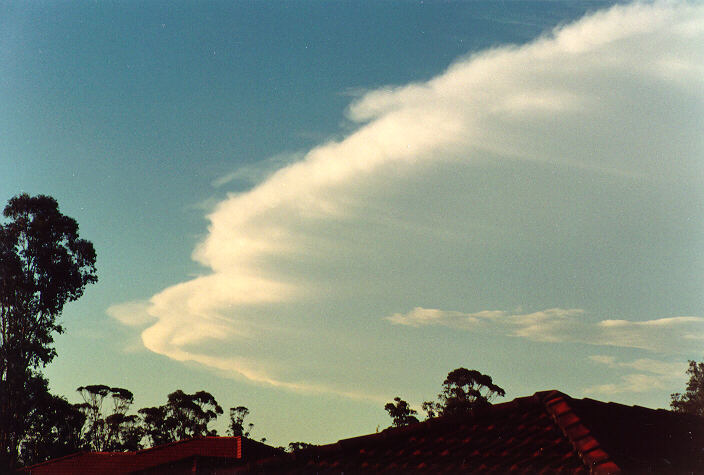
(76, 385, 142, 452)
(228, 406, 254, 437)
(421, 401, 437, 419)
(287, 442, 314, 453)
(424, 368, 505, 418)
(0, 194, 97, 470)
(671, 360, 704, 417)
(139, 390, 223, 447)
(18, 377, 85, 466)
(384, 397, 419, 427)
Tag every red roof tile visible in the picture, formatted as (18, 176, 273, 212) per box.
(237, 390, 704, 473)
(21, 436, 282, 475)
(21, 391, 704, 474)
(21, 451, 137, 475)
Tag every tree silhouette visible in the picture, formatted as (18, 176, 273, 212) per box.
(0, 194, 97, 470)
(424, 367, 505, 418)
(228, 406, 253, 437)
(384, 397, 419, 427)
(421, 400, 437, 419)
(19, 376, 85, 466)
(139, 390, 223, 447)
(287, 442, 314, 452)
(76, 385, 141, 452)
(671, 360, 704, 417)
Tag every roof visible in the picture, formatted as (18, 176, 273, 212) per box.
(21, 451, 136, 475)
(237, 390, 704, 473)
(21, 391, 704, 474)
(21, 436, 282, 475)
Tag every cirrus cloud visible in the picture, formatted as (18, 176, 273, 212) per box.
(585, 355, 689, 395)
(386, 307, 704, 353)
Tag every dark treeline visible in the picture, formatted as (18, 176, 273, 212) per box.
(0, 194, 316, 470)
(0, 194, 270, 470)
(18, 384, 257, 466)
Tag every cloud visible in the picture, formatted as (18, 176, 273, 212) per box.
(385, 307, 510, 329)
(111, 2, 704, 398)
(588, 355, 687, 376)
(387, 307, 704, 353)
(585, 355, 688, 394)
(586, 373, 669, 394)
(211, 152, 306, 188)
(106, 301, 155, 328)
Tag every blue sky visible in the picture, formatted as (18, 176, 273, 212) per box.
(2, 0, 703, 446)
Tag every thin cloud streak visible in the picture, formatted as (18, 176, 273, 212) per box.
(387, 307, 704, 353)
(585, 355, 689, 395)
(109, 2, 704, 398)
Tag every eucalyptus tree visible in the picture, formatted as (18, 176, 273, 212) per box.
(671, 360, 704, 417)
(384, 397, 419, 427)
(228, 405, 254, 437)
(0, 194, 97, 470)
(139, 390, 223, 447)
(423, 367, 506, 418)
(19, 378, 85, 466)
(76, 385, 142, 452)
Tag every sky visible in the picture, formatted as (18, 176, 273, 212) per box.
(1, 0, 703, 447)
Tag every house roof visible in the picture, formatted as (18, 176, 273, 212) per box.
(236, 390, 704, 473)
(21, 451, 137, 475)
(20, 436, 282, 475)
(21, 391, 704, 474)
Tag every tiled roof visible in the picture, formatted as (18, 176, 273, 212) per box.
(237, 390, 704, 473)
(21, 451, 137, 475)
(20, 391, 704, 474)
(131, 436, 239, 470)
(21, 436, 282, 475)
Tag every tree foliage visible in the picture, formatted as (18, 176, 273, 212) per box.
(421, 400, 437, 419)
(437, 368, 505, 416)
(424, 368, 505, 418)
(671, 360, 704, 417)
(0, 194, 97, 470)
(384, 397, 419, 427)
(76, 385, 142, 452)
(19, 377, 85, 466)
(139, 390, 223, 446)
(228, 405, 254, 437)
(384, 367, 505, 431)
(287, 442, 314, 453)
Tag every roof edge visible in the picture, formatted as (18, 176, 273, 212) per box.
(20, 450, 134, 471)
(538, 390, 621, 475)
(132, 435, 241, 456)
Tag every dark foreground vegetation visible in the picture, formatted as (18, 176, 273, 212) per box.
(1, 194, 701, 471)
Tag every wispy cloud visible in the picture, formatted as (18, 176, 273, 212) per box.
(587, 355, 686, 376)
(110, 2, 704, 398)
(106, 301, 154, 328)
(585, 355, 688, 395)
(587, 373, 670, 394)
(387, 307, 704, 353)
(212, 152, 306, 188)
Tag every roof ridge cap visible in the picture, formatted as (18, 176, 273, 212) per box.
(539, 391, 621, 475)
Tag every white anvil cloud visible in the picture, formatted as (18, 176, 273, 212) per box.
(110, 2, 704, 399)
